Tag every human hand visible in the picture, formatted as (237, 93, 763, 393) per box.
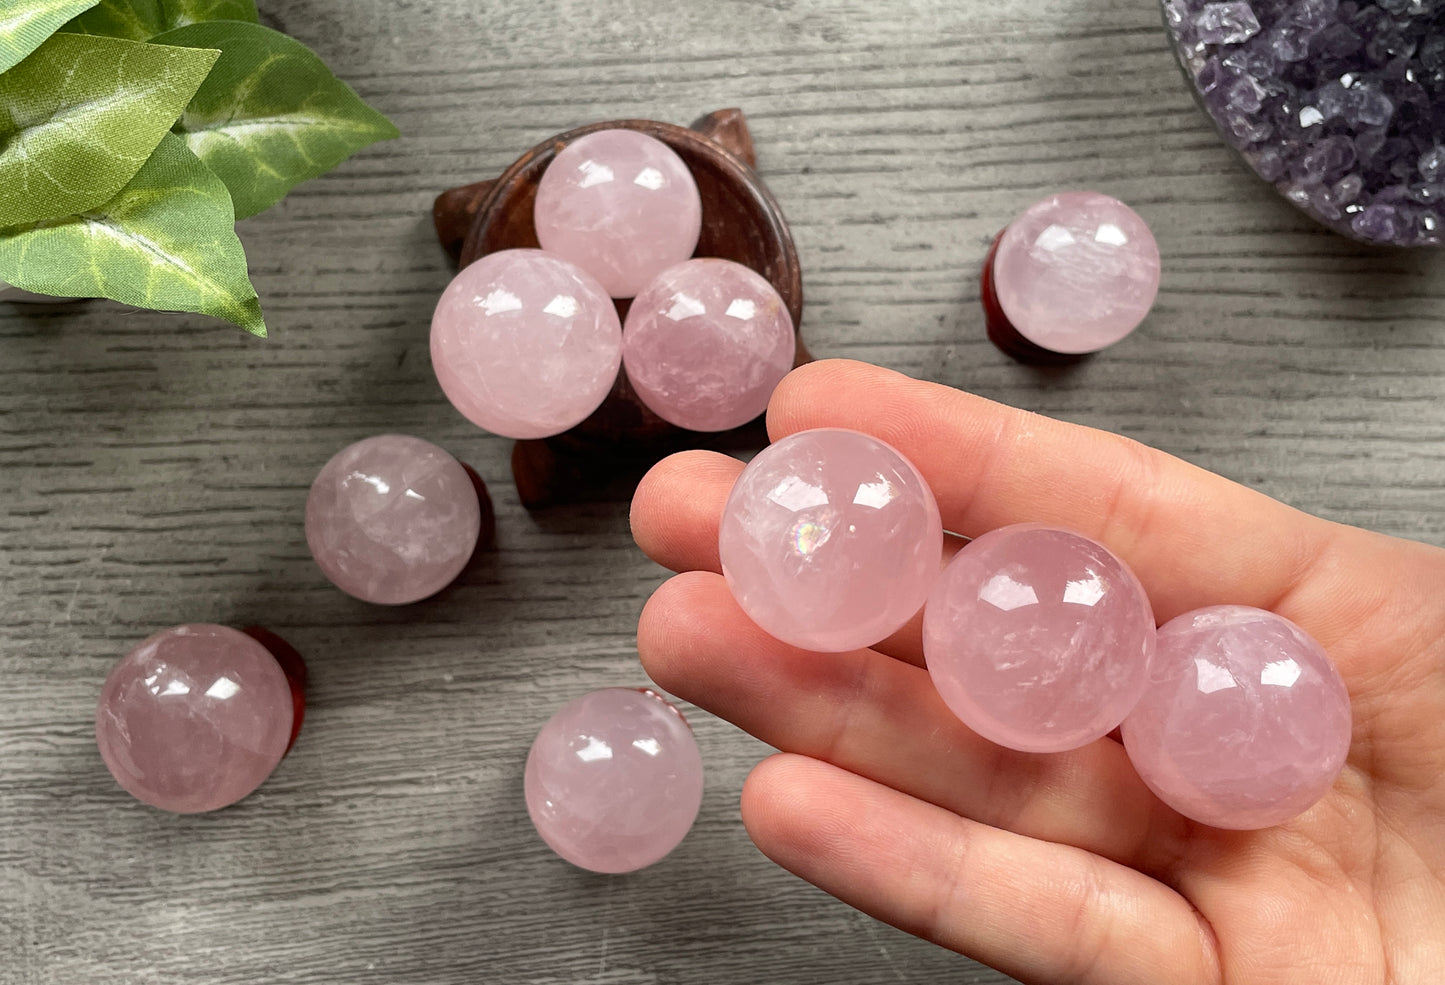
(629, 359, 1445, 985)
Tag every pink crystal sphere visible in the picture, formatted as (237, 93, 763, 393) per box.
(991, 192, 1161, 355)
(922, 524, 1156, 753)
(431, 249, 622, 439)
(622, 258, 795, 432)
(525, 688, 704, 873)
(719, 428, 943, 653)
(306, 434, 481, 605)
(1122, 605, 1352, 830)
(534, 129, 703, 298)
(96, 625, 294, 813)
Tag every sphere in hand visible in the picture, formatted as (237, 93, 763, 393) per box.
(96, 625, 295, 813)
(622, 258, 795, 432)
(534, 128, 703, 298)
(525, 688, 704, 873)
(1122, 605, 1352, 830)
(431, 249, 622, 439)
(306, 434, 481, 605)
(719, 428, 943, 652)
(923, 524, 1156, 753)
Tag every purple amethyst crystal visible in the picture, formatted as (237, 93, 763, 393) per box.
(1163, 0, 1445, 247)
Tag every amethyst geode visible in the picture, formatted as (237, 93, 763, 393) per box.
(1163, 0, 1444, 247)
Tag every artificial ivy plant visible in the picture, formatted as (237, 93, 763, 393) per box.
(0, 0, 399, 335)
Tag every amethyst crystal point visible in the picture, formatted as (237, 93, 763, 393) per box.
(1163, 0, 1445, 247)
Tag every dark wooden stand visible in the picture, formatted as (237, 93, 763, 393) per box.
(432, 108, 808, 508)
(979, 231, 1089, 367)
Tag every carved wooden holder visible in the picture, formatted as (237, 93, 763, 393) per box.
(979, 231, 1088, 367)
(239, 626, 308, 754)
(432, 108, 808, 509)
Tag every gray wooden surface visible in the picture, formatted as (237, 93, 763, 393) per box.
(3, 0, 1443, 982)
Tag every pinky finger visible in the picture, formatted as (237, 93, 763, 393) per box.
(741, 755, 1221, 985)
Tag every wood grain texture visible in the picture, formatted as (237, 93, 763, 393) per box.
(1, 0, 1442, 983)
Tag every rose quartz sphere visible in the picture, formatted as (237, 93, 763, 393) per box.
(431, 249, 622, 439)
(525, 688, 704, 873)
(992, 191, 1161, 355)
(622, 258, 795, 432)
(922, 524, 1156, 753)
(96, 625, 293, 813)
(719, 428, 943, 653)
(534, 129, 703, 298)
(306, 434, 481, 605)
(1122, 605, 1352, 830)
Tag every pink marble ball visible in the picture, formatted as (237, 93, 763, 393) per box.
(719, 428, 943, 652)
(622, 258, 795, 432)
(922, 524, 1156, 753)
(525, 688, 704, 873)
(431, 249, 622, 439)
(534, 129, 703, 298)
(306, 434, 481, 605)
(96, 625, 294, 813)
(1122, 605, 1352, 830)
(989, 191, 1160, 355)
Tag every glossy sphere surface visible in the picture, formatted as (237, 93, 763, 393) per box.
(992, 192, 1160, 354)
(923, 524, 1156, 753)
(306, 434, 481, 605)
(534, 129, 703, 298)
(96, 624, 293, 813)
(1122, 605, 1352, 830)
(431, 249, 622, 439)
(719, 428, 943, 652)
(525, 688, 704, 873)
(622, 258, 795, 432)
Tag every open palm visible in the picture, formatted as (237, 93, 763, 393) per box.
(630, 360, 1445, 984)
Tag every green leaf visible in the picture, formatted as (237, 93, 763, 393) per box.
(154, 21, 399, 220)
(0, 33, 218, 227)
(0, 132, 266, 335)
(61, 0, 255, 41)
(0, 0, 100, 73)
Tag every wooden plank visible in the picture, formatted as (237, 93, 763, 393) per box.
(1, 0, 1441, 982)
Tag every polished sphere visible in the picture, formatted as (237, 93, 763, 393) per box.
(431, 249, 622, 439)
(96, 625, 294, 813)
(622, 258, 795, 432)
(534, 129, 703, 298)
(1122, 605, 1353, 830)
(525, 688, 704, 873)
(719, 428, 943, 652)
(306, 434, 481, 605)
(990, 191, 1160, 355)
(923, 524, 1156, 753)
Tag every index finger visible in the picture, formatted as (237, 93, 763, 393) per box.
(766, 359, 1339, 627)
